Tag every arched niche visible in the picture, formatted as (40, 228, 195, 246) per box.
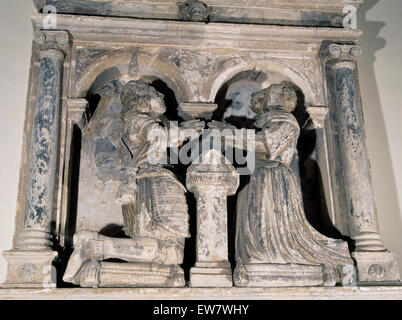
(64, 63, 184, 247)
(71, 50, 191, 104)
(207, 58, 323, 106)
(211, 69, 344, 263)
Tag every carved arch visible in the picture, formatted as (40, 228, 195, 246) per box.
(71, 49, 191, 103)
(207, 58, 324, 106)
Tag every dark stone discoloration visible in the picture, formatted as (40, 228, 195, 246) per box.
(74, 48, 111, 82)
(38, 0, 352, 28)
(178, 0, 211, 23)
(46, 0, 113, 16)
(332, 63, 378, 234)
(24, 51, 63, 230)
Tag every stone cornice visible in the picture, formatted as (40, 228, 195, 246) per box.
(2, 286, 402, 300)
(31, 14, 362, 51)
(34, 0, 364, 27)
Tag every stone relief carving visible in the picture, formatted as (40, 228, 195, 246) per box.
(3, 1, 400, 295)
(178, 0, 211, 22)
(210, 84, 356, 287)
(62, 80, 204, 287)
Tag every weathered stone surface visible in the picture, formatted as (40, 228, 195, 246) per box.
(17, 48, 64, 250)
(229, 84, 356, 287)
(323, 44, 400, 283)
(2, 30, 71, 288)
(35, 0, 364, 27)
(58, 99, 88, 246)
(234, 264, 325, 288)
(2, 251, 58, 288)
(178, 103, 217, 121)
(187, 149, 239, 287)
(2, 286, 402, 300)
(62, 81, 202, 288)
(353, 251, 401, 283)
(178, 0, 211, 22)
(80, 262, 185, 288)
(3, 0, 401, 294)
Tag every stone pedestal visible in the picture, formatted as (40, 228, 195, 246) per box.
(2, 251, 58, 288)
(234, 264, 324, 288)
(78, 262, 185, 288)
(187, 149, 239, 287)
(352, 251, 400, 283)
(324, 44, 400, 283)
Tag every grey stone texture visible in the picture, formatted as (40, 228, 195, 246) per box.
(35, 0, 364, 27)
(1, 0, 400, 296)
(187, 149, 239, 287)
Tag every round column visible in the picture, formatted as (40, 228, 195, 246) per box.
(16, 49, 64, 250)
(325, 44, 400, 282)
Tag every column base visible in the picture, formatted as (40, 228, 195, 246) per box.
(190, 262, 233, 287)
(1, 250, 58, 288)
(16, 229, 53, 250)
(233, 263, 324, 287)
(352, 250, 400, 283)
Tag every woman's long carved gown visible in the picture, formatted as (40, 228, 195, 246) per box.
(235, 108, 354, 284)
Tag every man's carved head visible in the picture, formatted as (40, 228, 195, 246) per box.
(120, 80, 166, 116)
(250, 83, 297, 114)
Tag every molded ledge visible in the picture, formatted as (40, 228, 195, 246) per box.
(1, 286, 402, 300)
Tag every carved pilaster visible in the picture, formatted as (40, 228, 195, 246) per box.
(323, 43, 400, 283)
(58, 99, 88, 246)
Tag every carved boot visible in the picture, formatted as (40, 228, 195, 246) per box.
(154, 238, 184, 265)
(63, 230, 104, 284)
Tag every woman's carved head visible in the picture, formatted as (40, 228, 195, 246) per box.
(120, 80, 166, 117)
(250, 83, 297, 114)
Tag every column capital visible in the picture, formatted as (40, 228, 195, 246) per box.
(33, 30, 71, 55)
(306, 105, 329, 129)
(178, 103, 217, 121)
(322, 44, 362, 70)
(66, 99, 89, 128)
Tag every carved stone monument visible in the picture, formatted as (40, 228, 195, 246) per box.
(61, 80, 205, 288)
(1, 0, 401, 298)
